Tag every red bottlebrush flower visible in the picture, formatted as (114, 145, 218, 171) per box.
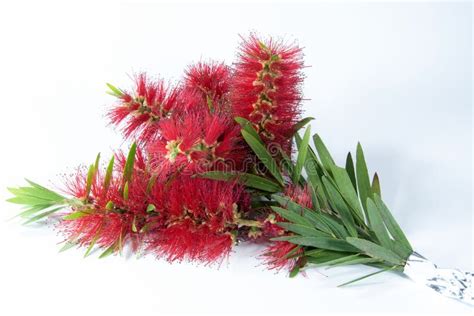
(183, 61, 232, 111)
(231, 34, 304, 153)
(147, 177, 249, 264)
(60, 212, 128, 249)
(150, 218, 233, 264)
(148, 109, 248, 178)
(107, 73, 182, 143)
(284, 184, 313, 209)
(262, 241, 303, 271)
(60, 147, 155, 251)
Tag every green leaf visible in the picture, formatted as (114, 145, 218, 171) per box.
(277, 222, 329, 238)
(131, 215, 138, 233)
(105, 201, 114, 210)
(296, 134, 329, 209)
(25, 179, 66, 201)
(104, 156, 115, 192)
(345, 152, 357, 193)
(17, 205, 50, 218)
(85, 164, 95, 199)
(123, 181, 129, 201)
(371, 172, 381, 197)
(93, 153, 101, 173)
(241, 130, 284, 186)
(326, 256, 379, 269)
(279, 148, 298, 183)
(146, 173, 157, 193)
(338, 266, 396, 287)
(272, 194, 334, 236)
(59, 241, 77, 253)
(270, 206, 313, 227)
(322, 176, 357, 237)
(146, 204, 156, 213)
(292, 117, 315, 135)
(313, 134, 335, 173)
(9, 181, 65, 202)
(293, 125, 311, 184)
(106, 83, 124, 97)
(330, 165, 365, 224)
(312, 253, 361, 267)
(99, 244, 116, 259)
(373, 194, 412, 253)
(63, 211, 89, 220)
(319, 213, 349, 239)
(199, 171, 281, 192)
(235, 117, 263, 144)
(366, 198, 391, 249)
(123, 142, 137, 183)
(282, 236, 358, 252)
(284, 245, 303, 259)
(23, 207, 63, 224)
(356, 143, 372, 216)
(346, 237, 404, 265)
(289, 265, 300, 278)
(7, 195, 53, 206)
(84, 230, 101, 258)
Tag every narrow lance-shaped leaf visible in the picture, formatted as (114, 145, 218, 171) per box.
(322, 176, 358, 237)
(199, 171, 281, 192)
(356, 142, 372, 216)
(23, 207, 64, 225)
(84, 164, 95, 200)
(271, 206, 313, 227)
(241, 130, 284, 186)
(293, 125, 311, 184)
(326, 256, 379, 269)
(345, 152, 357, 193)
(371, 172, 381, 197)
(99, 243, 117, 259)
(63, 210, 90, 220)
(292, 117, 314, 135)
(123, 181, 129, 201)
(103, 155, 115, 193)
(106, 83, 124, 97)
(93, 153, 101, 174)
(313, 134, 335, 174)
(373, 194, 412, 253)
(146, 173, 157, 194)
(330, 165, 365, 225)
(338, 266, 396, 287)
(366, 198, 391, 249)
(123, 143, 137, 184)
(234, 117, 263, 144)
(84, 230, 101, 258)
(277, 222, 329, 238)
(346, 237, 404, 266)
(281, 236, 358, 252)
(296, 133, 328, 208)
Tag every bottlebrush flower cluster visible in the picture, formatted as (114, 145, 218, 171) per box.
(14, 34, 306, 267)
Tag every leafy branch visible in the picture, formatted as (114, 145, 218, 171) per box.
(235, 118, 413, 285)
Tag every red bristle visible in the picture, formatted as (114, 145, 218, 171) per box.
(231, 34, 304, 154)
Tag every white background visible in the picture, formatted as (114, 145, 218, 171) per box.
(0, 1, 471, 315)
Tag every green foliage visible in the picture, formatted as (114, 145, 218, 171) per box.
(241, 129, 284, 186)
(106, 83, 124, 97)
(199, 171, 282, 192)
(239, 123, 413, 285)
(7, 179, 69, 224)
(123, 143, 137, 184)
